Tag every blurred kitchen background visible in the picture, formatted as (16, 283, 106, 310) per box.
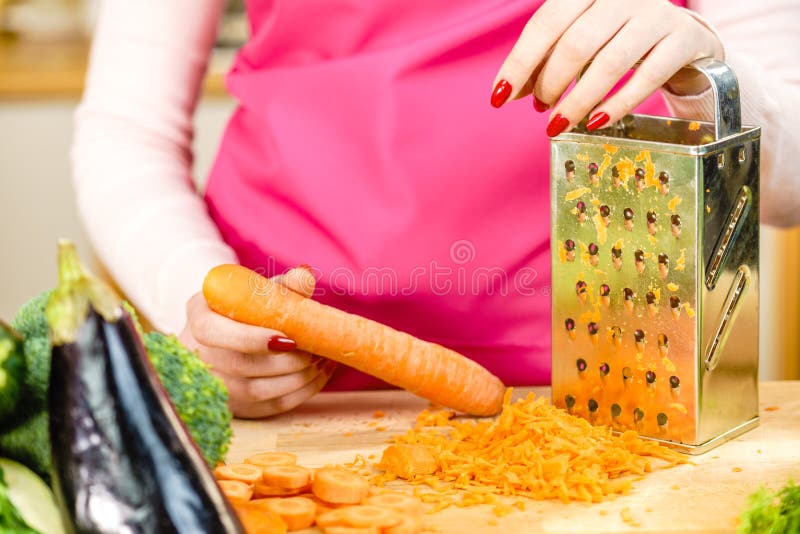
(1, 0, 798, 379)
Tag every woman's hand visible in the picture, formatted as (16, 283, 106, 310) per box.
(491, 0, 723, 135)
(178, 267, 336, 419)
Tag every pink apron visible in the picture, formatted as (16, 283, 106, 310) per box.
(205, 0, 685, 389)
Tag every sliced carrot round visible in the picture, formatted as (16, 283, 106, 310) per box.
(315, 508, 350, 528)
(254, 483, 307, 499)
(262, 465, 312, 490)
(233, 503, 288, 534)
(244, 452, 298, 468)
(384, 514, 422, 534)
(252, 496, 316, 531)
(217, 480, 254, 504)
(312, 468, 369, 504)
(379, 445, 437, 480)
(363, 492, 423, 516)
(341, 505, 401, 529)
(322, 527, 380, 534)
(214, 463, 264, 484)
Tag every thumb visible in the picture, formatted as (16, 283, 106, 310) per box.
(271, 265, 316, 298)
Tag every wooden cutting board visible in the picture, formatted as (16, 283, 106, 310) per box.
(228, 381, 800, 533)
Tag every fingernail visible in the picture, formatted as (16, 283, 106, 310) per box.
(587, 112, 610, 131)
(533, 95, 550, 112)
(546, 114, 570, 137)
(268, 335, 297, 352)
(490, 79, 512, 108)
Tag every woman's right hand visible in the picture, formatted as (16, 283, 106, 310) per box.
(178, 267, 336, 418)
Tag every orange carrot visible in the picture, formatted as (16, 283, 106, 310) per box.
(234, 504, 288, 534)
(250, 497, 316, 531)
(214, 463, 264, 484)
(218, 480, 254, 504)
(363, 492, 423, 516)
(341, 505, 401, 529)
(262, 465, 312, 490)
(383, 515, 423, 534)
(245, 452, 297, 468)
(312, 468, 369, 504)
(302, 493, 347, 516)
(203, 264, 506, 416)
(254, 483, 308, 498)
(379, 445, 437, 480)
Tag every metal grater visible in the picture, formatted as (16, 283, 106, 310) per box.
(550, 59, 760, 454)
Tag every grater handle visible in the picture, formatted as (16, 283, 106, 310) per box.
(686, 58, 742, 140)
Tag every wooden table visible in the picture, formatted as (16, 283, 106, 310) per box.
(228, 382, 800, 533)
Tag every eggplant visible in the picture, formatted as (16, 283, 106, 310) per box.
(46, 241, 243, 533)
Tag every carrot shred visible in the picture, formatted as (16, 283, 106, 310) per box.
(376, 389, 686, 507)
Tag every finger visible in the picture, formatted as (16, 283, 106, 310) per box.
(187, 293, 295, 355)
(549, 14, 670, 129)
(219, 359, 328, 404)
(272, 266, 316, 298)
(198, 345, 315, 378)
(231, 361, 336, 418)
(492, 0, 593, 103)
(533, 0, 632, 107)
(585, 30, 701, 128)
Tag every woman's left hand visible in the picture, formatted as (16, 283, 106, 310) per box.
(491, 0, 723, 136)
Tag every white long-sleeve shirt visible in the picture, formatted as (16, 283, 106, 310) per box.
(72, 0, 800, 333)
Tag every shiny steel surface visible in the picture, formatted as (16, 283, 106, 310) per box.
(550, 60, 759, 453)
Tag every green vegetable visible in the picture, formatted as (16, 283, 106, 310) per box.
(0, 463, 38, 533)
(1, 290, 232, 480)
(0, 323, 25, 424)
(739, 480, 800, 534)
(143, 331, 232, 466)
(0, 458, 63, 534)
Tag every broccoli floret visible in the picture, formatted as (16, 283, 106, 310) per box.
(1, 291, 233, 480)
(0, 411, 50, 483)
(10, 291, 51, 415)
(0, 322, 26, 424)
(143, 331, 232, 466)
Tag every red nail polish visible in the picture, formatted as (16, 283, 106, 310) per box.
(546, 114, 570, 137)
(533, 95, 550, 112)
(490, 79, 512, 108)
(268, 335, 297, 352)
(587, 112, 610, 131)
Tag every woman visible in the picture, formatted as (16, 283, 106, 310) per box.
(72, 0, 800, 417)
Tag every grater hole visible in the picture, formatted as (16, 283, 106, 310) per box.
(588, 243, 599, 266)
(657, 413, 669, 427)
(565, 318, 576, 341)
(576, 281, 587, 304)
(588, 399, 599, 413)
(611, 403, 622, 418)
(646, 370, 656, 385)
(609, 326, 622, 347)
(658, 334, 669, 357)
(599, 362, 610, 376)
(588, 162, 599, 185)
(717, 153, 725, 168)
(565, 394, 576, 410)
(635, 168, 645, 191)
(565, 160, 576, 181)
(611, 247, 623, 270)
(658, 253, 669, 279)
(577, 358, 588, 373)
(623, 288, 635, 311)
(564, 239, 576, 262)
(622, 366, 633, 383)
(635, 250, 646, 274)
(658, 171, 670, 195)
(669, 375, 680, 389)
(647, 210, 658, 235)
(646, 291, 658, 317)
(587, 322, 599, 344)
(623, 207, 635, 231)
(634, 328, 646, 343)
(633, 407, 645, 423)
(738, 147, 746, 163)
(576, 201, 587, 223)
(671, 214, 682, 238)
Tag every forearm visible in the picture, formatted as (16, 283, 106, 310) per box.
(72, 0, 236, 333)
(663, 0, 800, 227)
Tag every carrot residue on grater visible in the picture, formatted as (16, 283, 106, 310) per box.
(675, 249, 687, 271)
(565, 187, 592, 201)
(668, 195, 683, 213)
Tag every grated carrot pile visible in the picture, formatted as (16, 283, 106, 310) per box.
(376, 389, 686, 506)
